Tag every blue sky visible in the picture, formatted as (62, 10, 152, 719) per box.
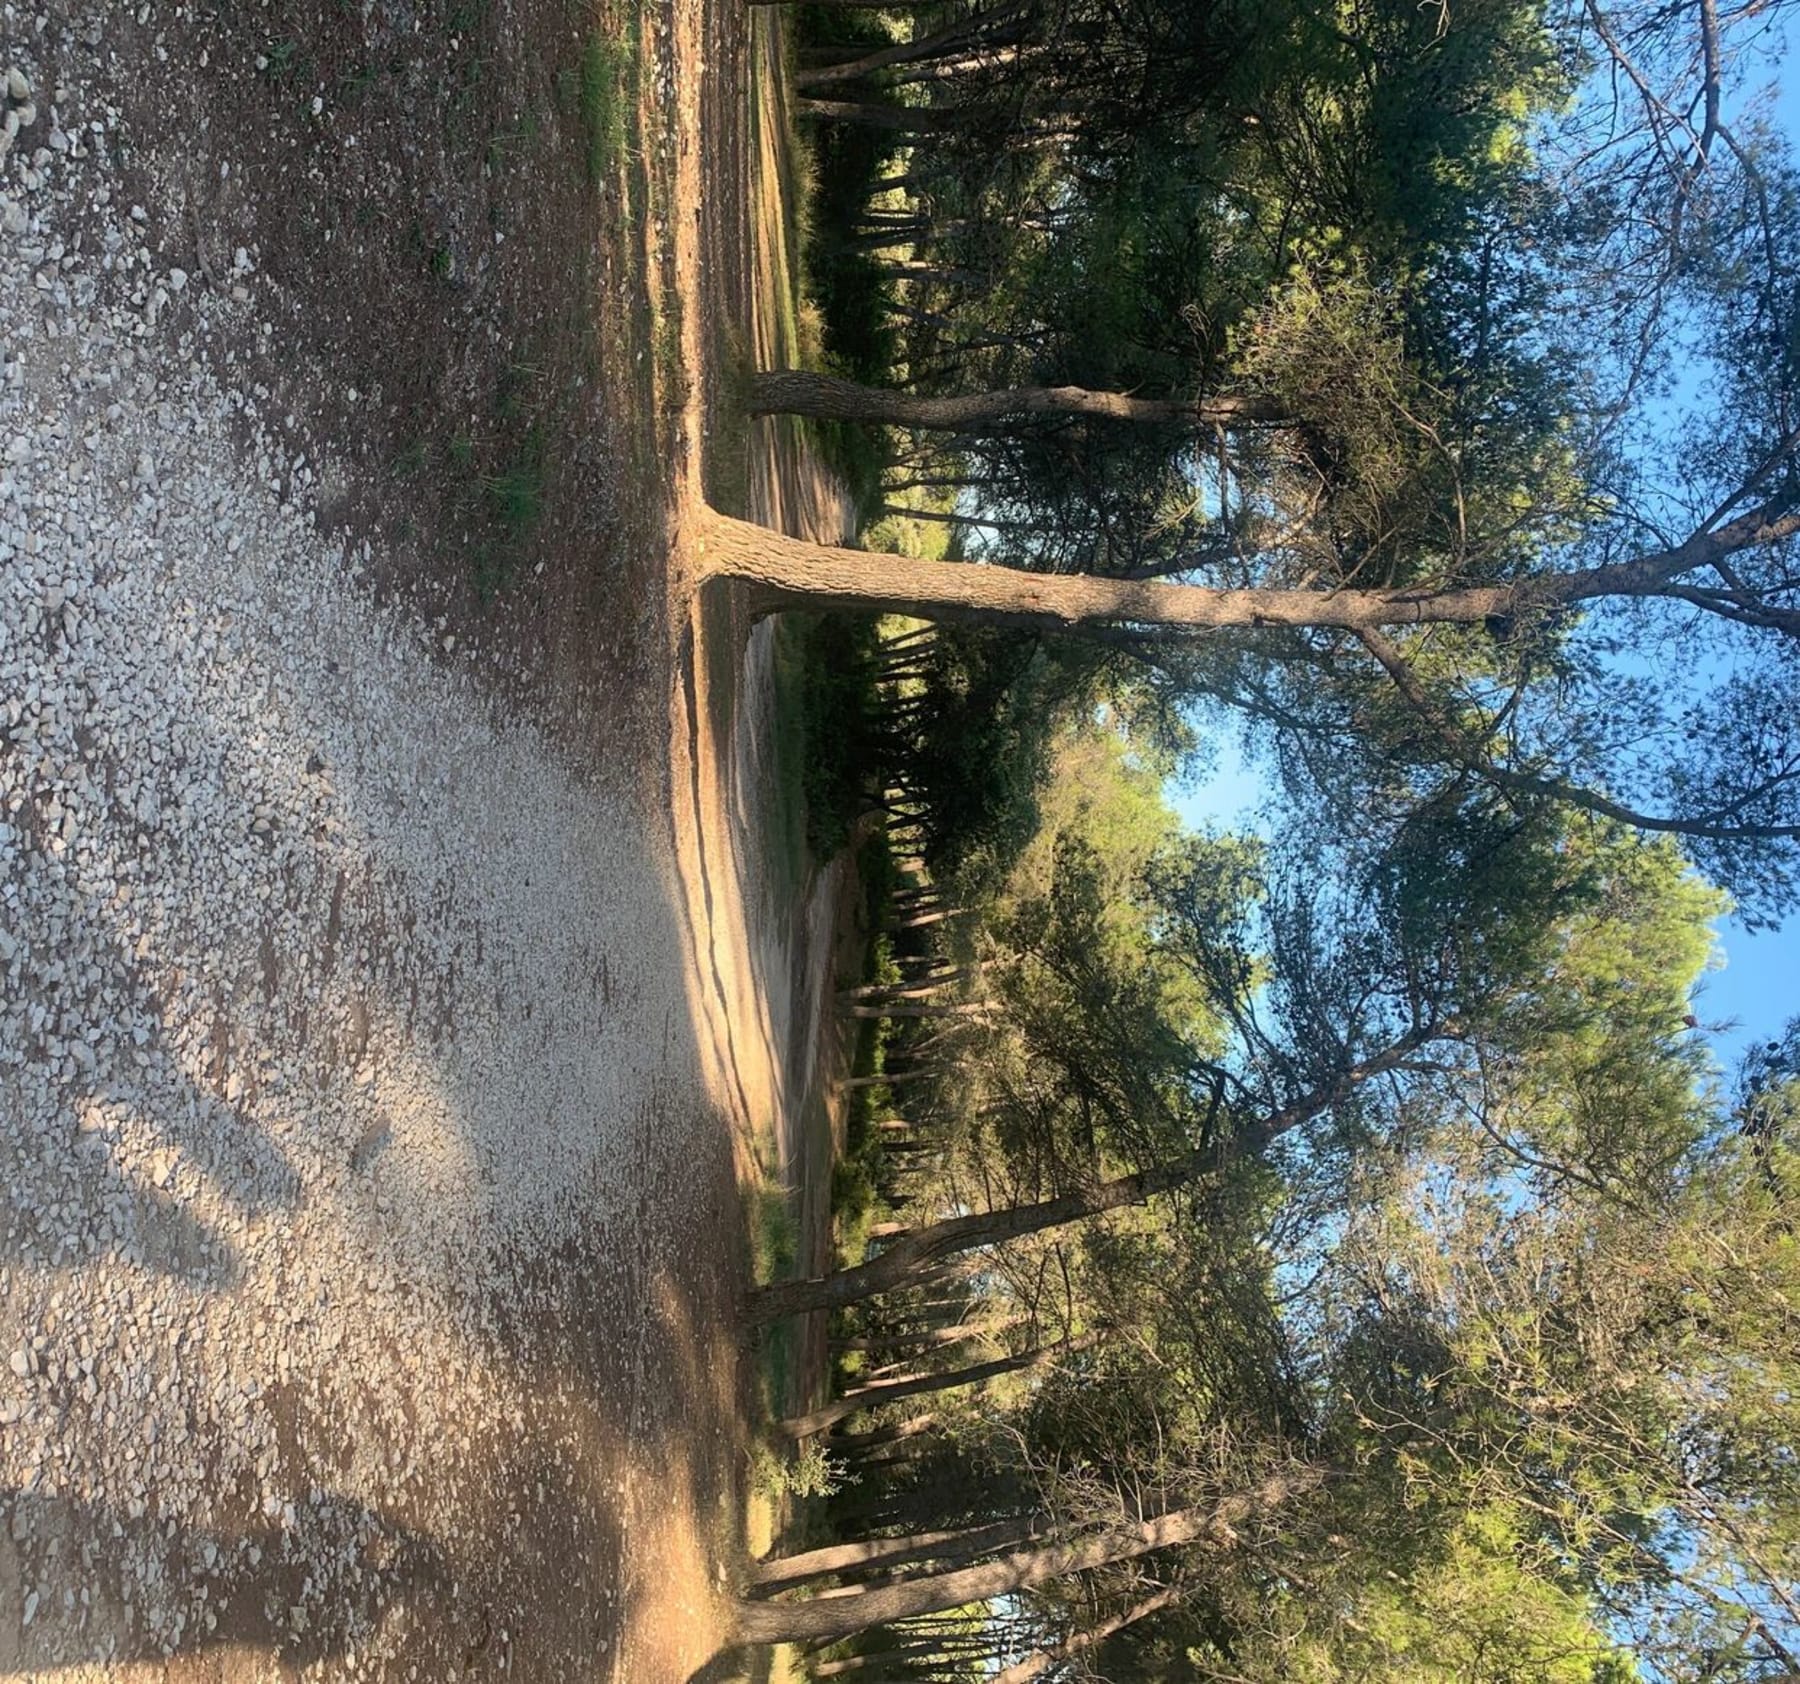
(1174, 27, 1799, 1083)
(1699, 32, 1800, 1069)
(1172, 726, 1792, 1077)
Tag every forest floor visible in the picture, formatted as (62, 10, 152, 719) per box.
(0, 0, 844, 1677)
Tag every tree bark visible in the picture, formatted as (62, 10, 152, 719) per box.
(871, 259, 984, 286)
(800, 97, 962, 133)
(879, 504, 1028, 533)
(844, 1000, 989, 1020)
(843, 1066, 942, 1088)
(834, 1411, 942, 1448)
(775, 1337, 1091, 1439)
(732, 1469, 1323, 1646)
(691, 501, 1800, 639)
(842, 966, 974, 1003)
(747, 369, 1281, 431)
(745, 1164, 1190, 1324)
(793, 3, 1025, 90)
(750, 1513, 1047, 1592)
(832, 1315, 1020, 1353)
(742, 1033, 1434, 1323)
(885, 906, 968, 931)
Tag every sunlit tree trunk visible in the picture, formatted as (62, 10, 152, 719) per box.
(731, 1470, 1323, 1646)
(750, 1514, 1047, 1593)
(746, 370, 1282, 431)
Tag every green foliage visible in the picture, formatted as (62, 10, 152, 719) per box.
(1323, 1120, 1800, 1682)
(975, 728, 1244, 1168)
(1211, 1505, 1638, 1683)
(1232, 265, 1580, 593)
(750, 1184, 798, 1288)
(752, 1442, 856, 1501)
(484, 430, 545, 534)
(807, 418, 888, 528)
(764, 1, 1800, 1672)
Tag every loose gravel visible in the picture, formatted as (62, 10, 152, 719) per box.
(1, 33, 731, 1679)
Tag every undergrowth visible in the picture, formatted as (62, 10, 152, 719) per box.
(770, 614, 883, 864)
(788, 6, 900, 524)
(577, 31, 629, 184)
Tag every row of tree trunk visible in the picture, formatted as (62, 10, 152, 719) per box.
(733, 1467, 1323, 1644)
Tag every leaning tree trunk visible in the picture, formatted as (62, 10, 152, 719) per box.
(799, 97, 963, 133)
(991, 1581, 1189, 1684)
(750, 1513, 1048, 1593)
(741, 1161, 1204, 1324)
(695, 499, 1799, 640)
(739, 1034, 1434, 1323)
(834, 1412, 943, 1452)
(775, 1337, 1093, 1439)
(731, 1470, 1324, 1646)
(832, 1314, 1022, 1355)
(747, 369, 1282, 431)
(793, 1, 1025, 90)
(693, 508, 1528, 637)
(844, 999, 989, 1020)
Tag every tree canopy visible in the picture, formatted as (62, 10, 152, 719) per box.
(729, 0, 1800, 1676)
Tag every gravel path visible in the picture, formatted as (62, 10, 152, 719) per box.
(1, 38, 741, 1681)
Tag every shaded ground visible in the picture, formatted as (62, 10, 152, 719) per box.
(1, 0, 849, 1679)
(692, 0, 862, 1399)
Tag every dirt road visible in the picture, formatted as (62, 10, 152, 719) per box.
(0, 0, 834, 1677)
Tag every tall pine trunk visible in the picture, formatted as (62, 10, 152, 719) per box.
(750, 1513, 1047, 1592)
(692, 508, 1523, 635)
(740, 1033, 1435, 1323)
(793, 2, 1025, 90)
(747, 369, 1281, 431)
(731, 1470, 1323, 1646)
(775, 1337, 1093, 1438)
(741, 1158, 1209, 1323)
(991, 1581, 1189, 1683)
(691, 502, 1761, 636)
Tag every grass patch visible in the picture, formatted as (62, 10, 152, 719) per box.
(405, 361, 552, 597)
(579, 30, 629, 185)
(751, 1442, 854, 1501)
(467, 423, 546, 596)
(484, 428, 546, 531)
(751, 1183, 799, 1287)
(749, 1181, 801, 1426)
(654, 289, 689, 411)
(705, 326, 755, 514)
(832, 836, 902, 1265)
(762, 15, 898, 528)
(766, 619, 816, 899)
(485, 111, 541, 170)
(259, 36, 302, 78)
(338, 61, 381, 104)
(790, 8, 900, 378)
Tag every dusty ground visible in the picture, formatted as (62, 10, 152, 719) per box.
(0, 0, 847, 1676)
